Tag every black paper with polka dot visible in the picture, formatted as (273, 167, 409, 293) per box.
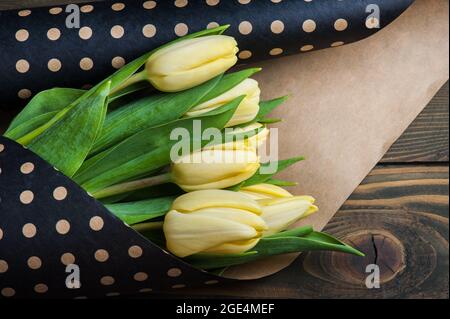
(0, 136, 226, 299)
(0, 0, 414, 106)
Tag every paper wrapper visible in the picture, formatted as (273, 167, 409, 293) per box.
(0, 0, 413, 105)
(0, 0, 448, 298)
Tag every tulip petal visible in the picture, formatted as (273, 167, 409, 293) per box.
(259, 196, 318, 236)
(192, 207, 268, 231)
(240, 183, 293, 200)
(164, 210, 260, 257)
(172, 190, 262, 214)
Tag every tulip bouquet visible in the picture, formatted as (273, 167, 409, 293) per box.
(4, 26, 363, 273)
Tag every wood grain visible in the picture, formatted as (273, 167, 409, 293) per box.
(382, 82, 449, 163)
(155, 165, 449, 299)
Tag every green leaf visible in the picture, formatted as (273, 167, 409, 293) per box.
(91, 74, 224, 155)
(255, 96, 288, 121)
(258, 118, 282, 124)
(265, 178, 298, 187)
(231, 156, 305, 190)
(187, 231, 364, 270)
(5, 88, 85, 139)
(74, 96, 245, 193)
(105, 196, 176, 225)
(27, 81, 111, 177)
(197, 68, 261, 104)
(264, 226, 314, 239)
(14, 25, 230, 146)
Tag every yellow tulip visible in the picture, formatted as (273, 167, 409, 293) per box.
(146, 36, 238, 92)
(163, 190, 268, 257)
(240, 183, 293, 200)
(259, 196, 319, 236)
(112, 35, 238, 94)
(206, 122, 269, 151)
(172, 143, 260, 192)
(185, 79, 260, 127)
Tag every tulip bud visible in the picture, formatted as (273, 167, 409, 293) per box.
(186, 79, 260, 127)
(205, 123, 269, 152)
(259, 196, 319, 236)
(144, 35, 239, 92)
(163, 190, 268, 257)
(172, 143, 260, 192)
(240, 183, 293, 200)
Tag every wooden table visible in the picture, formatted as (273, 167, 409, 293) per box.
(1, 1, 448, 299)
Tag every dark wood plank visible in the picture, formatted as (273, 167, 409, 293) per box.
(156, 165, 448, 299)
(382, 82, 449, 163)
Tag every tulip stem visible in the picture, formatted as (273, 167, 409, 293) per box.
(109, 70, 147, 96)
(91, 173, 172, 199)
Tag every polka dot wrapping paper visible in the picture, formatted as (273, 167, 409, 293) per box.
(0, 0, 417, 299)
(0, 136, 226, 299)
(0, 0, 414, 106)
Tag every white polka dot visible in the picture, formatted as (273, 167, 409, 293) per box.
(34, 283, 48, 294)
(134, 272, 149, 282)
(1, 288, 15, 298)
(100, 276, 115, 286)
(53, 186, 68, 200)
(238, 21, 253, 35)
(174, 23, 189, 36)
(331, 41, 345, 47)
(300, 44, 314, 52)
(89, 216, 104, 231)
(302, 19, 316, 33)
(206, 0, 220, 5)
(128, 245, 143, 258)
(334, 18, 348, 31)
(79, 26, 93, 40)
(47, 28, 61, 41)
(49, 7, 63, 15)
(22, 223, 37, 238)
(112, 3, 126, 11)
(15, 29, 29, 42)
(18, 89, 32, 99)
(61, 253, 75, 265)
(27, 256, 42, 270)
(167, 268, 182, 277)
(271, 20, 284, 34)
(16, 59, 30, 73)
(111, 25, 125, 39)
(80, 58, 94, 71)
(143, 1, 157, 9)
(172, 284, 186, 289)
(0, 144, 5, 153)
(175, 0, 188, 7)
(142, 24, 157, 38)
(20, 190, 34, 204)
(112, 56, 126, 69)
(0, 260, 8, 273)
(95, 249, 109, 262)
(0, 228, 3, 240)
(238, 0, 251, 4)
(80, 5, 94, 13)
(269, 48, 283, 56)
(207, 22, 219, 29)
(20, 162, 35, 174)
(48, 58, 62, 72)
(18, 10, 31, 17)
(55, 219, 71, 235)
(238, 50, 252, 60)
